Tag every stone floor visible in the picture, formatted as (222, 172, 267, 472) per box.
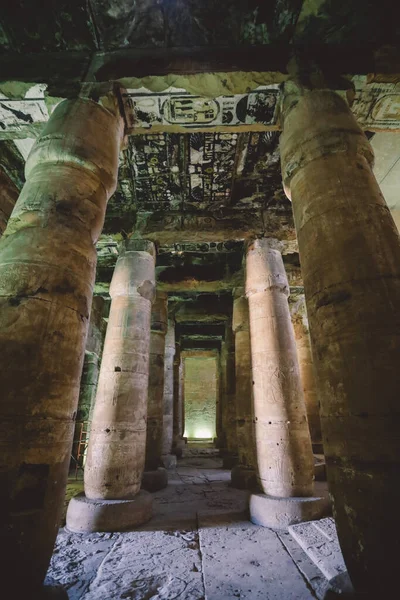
(47, 457, 338, 600)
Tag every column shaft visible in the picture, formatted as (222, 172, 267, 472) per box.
(84, 240, 155, 500)
(231, 289, 257, 487)
(0, 96, 123, 593)
(220, 321, 238, 467)
(280, 85, 400, 594)
(172, 340, 185, 455)
(145, 291, 168, 470)
(290, 298, 322, 450)
(246, 241, 314, 497)
(162, 318, 176, 465)
(72, 295, 108, 468)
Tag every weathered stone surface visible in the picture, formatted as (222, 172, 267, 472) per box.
(145, 291, 168, 471)
(84, 240, 156, 501)
(281, 84, 400, 595)
(162, 318, 176, 463)
(66, 491, 153, 534)
(246, 240, 315, 498)
(277, 530, 334, 600)
(184, 354, 218, 440)
(289, 518, 347, 581)
(198, 515, 316, 600)
(0, 94, 124, 595)
(232, 287, 257, 488)
(141, 467, 168, 493)
(219, 319, 238, 461)
(0, 168, 18, 235)
(250, 486, 330, 530)
(290, 295, 322, 449)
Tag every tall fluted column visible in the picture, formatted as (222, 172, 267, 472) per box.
(142, 291, 168, 492)
(172, 339, 186, 457)
(0, 94, 124, 596)
(220, 320, 238, 468)
(162, 318, 176, 469)
(67, 240, 155, 532)
(280, 83, 400, 595)
(246, 240, 328, 528)
(231, 288, 257, 489)
(290, 297, 322, 453)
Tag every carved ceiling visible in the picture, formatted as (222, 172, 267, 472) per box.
(1, 0, 399, 317)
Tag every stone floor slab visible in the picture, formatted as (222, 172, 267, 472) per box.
(49, 458, 337, 600)
(198, 514, 315, 599)
(288, 517, 347, 580)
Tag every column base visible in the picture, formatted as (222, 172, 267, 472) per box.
(231, 465, 258, 490)
(66, 490, 153, 533)
(222, 454, 239, 469)
(249, 492, 330, 530)
(141, 467, 168, 492)
(172, 438, 185, 458)
(162, 454, 177, 469)
(314, 459, 326, 481)
(312, 443, 324, 454)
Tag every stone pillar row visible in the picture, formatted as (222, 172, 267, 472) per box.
(0, 93, 125, 597)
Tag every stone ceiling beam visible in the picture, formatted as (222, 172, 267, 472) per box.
(1, 45, 399, 92)
(180, 338, 222, 351)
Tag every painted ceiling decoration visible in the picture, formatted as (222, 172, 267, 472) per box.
(1, 0, 399, 294)
(1, 79, 400, 139)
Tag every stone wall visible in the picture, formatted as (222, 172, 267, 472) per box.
(184, 355, 217, 440)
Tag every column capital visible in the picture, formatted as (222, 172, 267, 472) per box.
(245, 239, 289, 298)
(280, 82, 373, 199)
(25, 95, 125, 197)
(119, 239, 156, 259)
(110, 241, 156, 300)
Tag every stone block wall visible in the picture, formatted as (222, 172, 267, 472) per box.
(183, 355, 217, 440)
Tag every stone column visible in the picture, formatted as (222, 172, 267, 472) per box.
(220, 321, 238, 468)
(290, 297, 323, 453)
(215, 349, 224, 448)
(231, 288, 257, 489)
(246, 240, 328, 528)
(162, 318, 177, 468)
(280, 83, 400, 595)
(0, 168, 18, 235)
(72, 295, 108, 470)
(0, 94, 124, 596)
(172, 339, 186, 457)
(67, 240, 155, 532)
(142, 291, 168, 492)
